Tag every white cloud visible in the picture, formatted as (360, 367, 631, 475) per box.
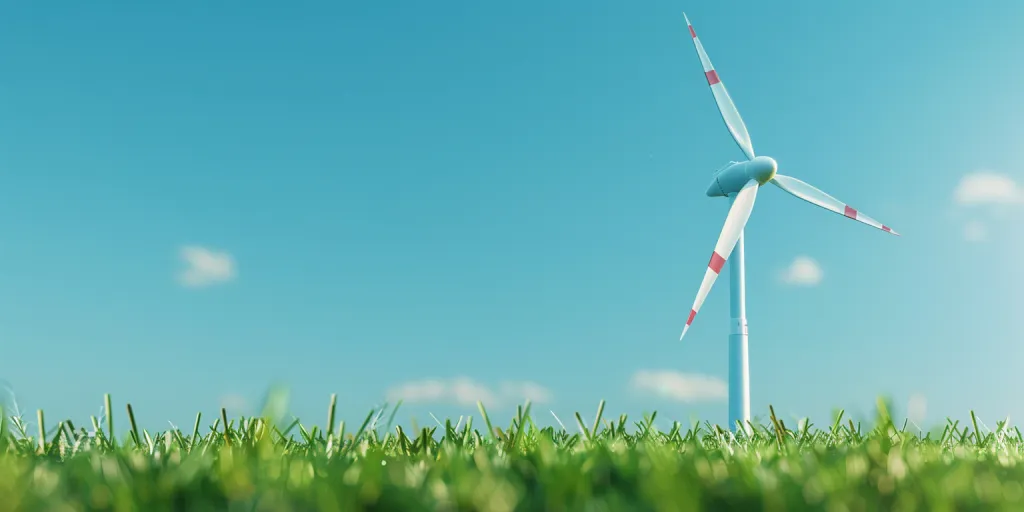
(500, 381, 554, 404)
(178, 246, 237, 288)
(385, 377, 552, 407)
(953, 172, 1022, 205)
(907, 393, 927, 426)
(963, 220, 988, 242)
(780, 256, 823, 286)
(950, 171, 1023, 241)
(629, 370, 727, 402)
(219, 393, 248, 413)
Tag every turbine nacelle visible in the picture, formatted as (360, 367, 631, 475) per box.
(706, 156, 778, 197)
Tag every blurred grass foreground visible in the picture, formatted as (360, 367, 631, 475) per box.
(0, 392, 1022, 511)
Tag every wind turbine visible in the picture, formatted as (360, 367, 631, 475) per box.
(678, 13, 899, 433)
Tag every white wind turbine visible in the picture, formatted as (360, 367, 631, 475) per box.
(678, 13, 900, 432)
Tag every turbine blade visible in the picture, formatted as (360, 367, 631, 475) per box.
(682, 13, 755, 161)
(680, 179, 760, 341)
(771, 174, 900, 235)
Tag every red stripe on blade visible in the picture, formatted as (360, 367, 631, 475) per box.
(687, 309, 696, 326)
(882, 225, 891, 232)
(705, 70, 720, 85)
(844, 205, 858, 219)
(689, 26, 696, 38)
(708, 252, 726, 274)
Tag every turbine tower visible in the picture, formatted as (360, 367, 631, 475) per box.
(678, 13, 900, 433)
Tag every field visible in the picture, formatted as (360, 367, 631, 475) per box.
(0, 393, 1021, 511)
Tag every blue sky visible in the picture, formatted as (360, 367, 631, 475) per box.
(2, 0, 1023, 434)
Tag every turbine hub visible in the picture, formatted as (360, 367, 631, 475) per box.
(748, 156, 777, 185)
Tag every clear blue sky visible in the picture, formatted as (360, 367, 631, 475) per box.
(2, 0, 1023, 434)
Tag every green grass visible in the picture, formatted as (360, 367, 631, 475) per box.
(0, 393, 1022, 511)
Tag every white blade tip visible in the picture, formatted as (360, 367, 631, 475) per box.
(679, 324, 690, 341)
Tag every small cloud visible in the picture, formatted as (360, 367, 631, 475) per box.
(500, 381, 553, 404)
(178, 246, 236, 288)
(219, 393, 248, 413)
(385, 377, 552, 407)
(907, 393, 927, 425)
(953, 171, 1022, 206)
(963, 220, 988, 242)
(780, 256, 823, 287)
(629, 370, 727, 402)
(951, 171, 1022, 240)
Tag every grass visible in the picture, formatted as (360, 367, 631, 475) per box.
(0, 393, 1022, 511)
